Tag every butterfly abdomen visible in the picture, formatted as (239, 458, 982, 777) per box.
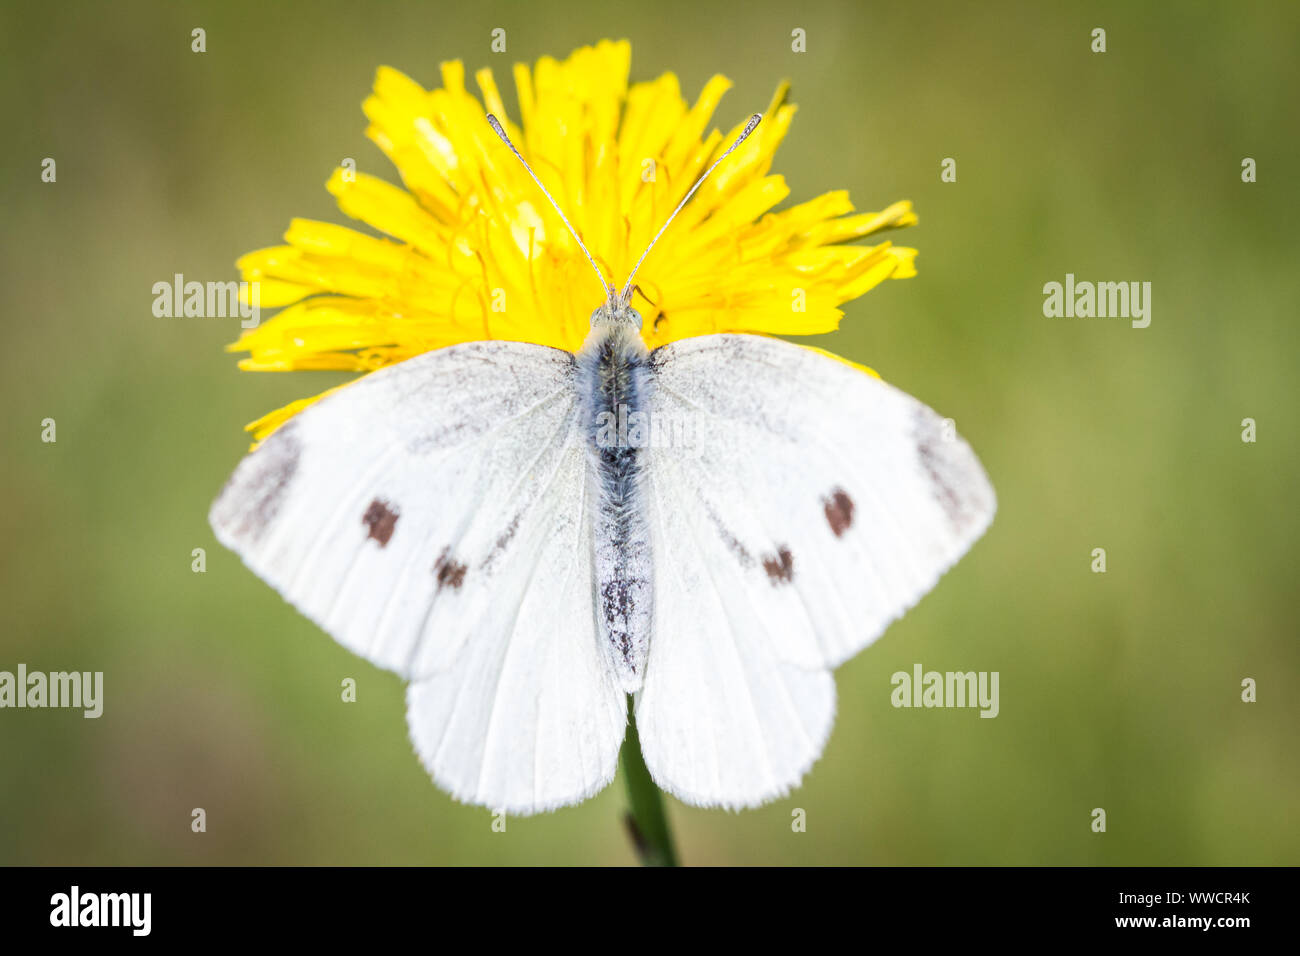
(578, 320, 654, 692)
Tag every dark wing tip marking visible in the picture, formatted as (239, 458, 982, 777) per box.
(913, 408, 983, 534)
(762, 546, 795, 585)
(362, 498, 399, 546)
(823, 487, 855, 537)
(433, 548, 467, 591)
(212, 421, 301, 544)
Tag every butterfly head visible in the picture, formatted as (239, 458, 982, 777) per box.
(589, 300, 643, 329)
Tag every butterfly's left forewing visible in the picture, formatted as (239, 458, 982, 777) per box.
(637, 334, 996, 809)
(210, 341, 626, 814)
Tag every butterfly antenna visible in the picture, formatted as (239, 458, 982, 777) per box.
(486, 114, 614, 307)
(618, 113, 762, 307)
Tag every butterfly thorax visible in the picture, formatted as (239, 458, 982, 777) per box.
(577, 308, 653, 692)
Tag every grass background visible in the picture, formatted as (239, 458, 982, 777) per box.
(1, 0, 1296, 864)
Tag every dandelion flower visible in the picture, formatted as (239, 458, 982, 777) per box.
(210, 42, 1000, 850)
(229, 39, 918, 442)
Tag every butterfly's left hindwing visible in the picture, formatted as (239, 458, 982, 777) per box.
(210, 341, 626, 814)
(636, 334, 996, 809)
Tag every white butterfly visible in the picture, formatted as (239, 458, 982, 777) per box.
(210, 114, 995, 814)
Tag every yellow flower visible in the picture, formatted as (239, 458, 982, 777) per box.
(231, 39, 918, 441)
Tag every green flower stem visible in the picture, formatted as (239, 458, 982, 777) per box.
(620, 699, 679, 867)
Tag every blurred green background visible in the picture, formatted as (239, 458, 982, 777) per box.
(2, 0, 1296, 865)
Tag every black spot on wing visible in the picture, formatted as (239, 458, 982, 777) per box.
(362, 498, 399, 546)
(762, 546, 794, 585)
(433, 548, 467, 591)
(823, 487, 855, 538)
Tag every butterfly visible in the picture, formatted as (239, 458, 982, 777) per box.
(210, 113, 996, 814)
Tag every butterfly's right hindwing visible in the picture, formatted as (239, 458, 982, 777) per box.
(210, 341, 626, 814)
